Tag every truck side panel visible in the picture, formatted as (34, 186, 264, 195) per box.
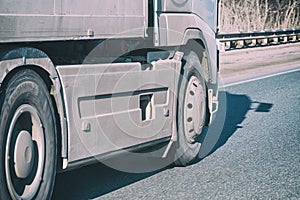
(0, 0, 147, 42)
(56, 60, 179, 163)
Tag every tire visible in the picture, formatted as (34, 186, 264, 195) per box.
(175, 51, 207, 166)
(0, 69, 57, 200)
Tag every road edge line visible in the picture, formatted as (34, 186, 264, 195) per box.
(220, 67, 300, 88)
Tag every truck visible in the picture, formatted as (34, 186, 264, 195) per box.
(0, 0, 219, 199)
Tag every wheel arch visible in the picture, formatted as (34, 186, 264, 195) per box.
(0, 47, 68, 170)
(181, 28, 213, 84)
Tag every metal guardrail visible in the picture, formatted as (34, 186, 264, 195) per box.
(217, 28, 300, 51)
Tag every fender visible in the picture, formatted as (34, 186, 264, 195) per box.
(182, 28, 213, 83)
(158, 13, 218, 84)
(0, 47, 68, 169)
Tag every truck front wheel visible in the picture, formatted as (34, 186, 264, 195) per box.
(0, 69, 57, 199)
(175, 51, 207, 166)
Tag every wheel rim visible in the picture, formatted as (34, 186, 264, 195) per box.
(184, 76, 205, 143)
(5, 104, 45, 200)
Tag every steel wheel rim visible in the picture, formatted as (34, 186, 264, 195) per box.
(184, 76, 205, 143)
(5, 104, 45, 200)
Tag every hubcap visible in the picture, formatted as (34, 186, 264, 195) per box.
(184, 76, 205, 143)
(5, 104, 45, 200)
(14, 130, 34, 179)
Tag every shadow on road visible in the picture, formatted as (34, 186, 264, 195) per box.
(199, 91, 273, 159)
(52, 91, 273, 199)
(52, 161, 162, 199)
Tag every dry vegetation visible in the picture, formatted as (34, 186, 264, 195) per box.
(219, 0, 300, 32)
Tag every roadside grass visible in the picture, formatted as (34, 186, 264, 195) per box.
(219, 0, 300, 32)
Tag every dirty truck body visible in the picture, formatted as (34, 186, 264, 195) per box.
(0, 0, 219, 199)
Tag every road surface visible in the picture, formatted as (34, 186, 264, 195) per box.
(52, 44, 300, 200)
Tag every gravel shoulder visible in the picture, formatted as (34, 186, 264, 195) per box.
(219, 43, 300, 85)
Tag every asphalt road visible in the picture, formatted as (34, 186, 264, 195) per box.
(52, 67, 300, 199)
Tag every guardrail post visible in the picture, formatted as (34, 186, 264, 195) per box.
(282, 36, 288, 43)
(271, 37, 279, 44)
(291, 35, 297, 42)
(251, 39, 257, 46)
(261, 38, 268, 46)
(225, 41, 231, 50)
(236, 40, 244, 48)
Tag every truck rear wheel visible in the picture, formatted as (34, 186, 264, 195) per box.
(175, 51, 207, 166)
(0, 69, 57, 199)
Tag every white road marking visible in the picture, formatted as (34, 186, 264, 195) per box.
(220, 67, 300, 88)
